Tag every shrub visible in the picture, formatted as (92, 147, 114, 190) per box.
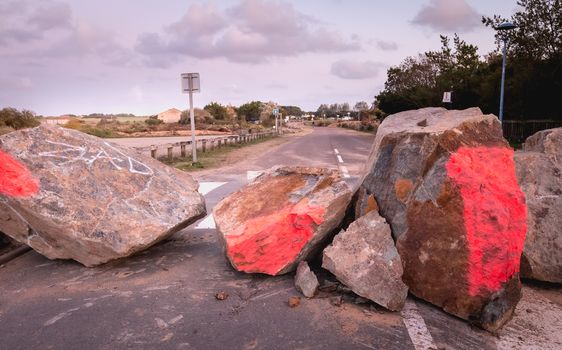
(0, 107, 40, 130)
(144, 116, 163, 125)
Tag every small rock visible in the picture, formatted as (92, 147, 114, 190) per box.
(329, 296, 343, 307)
(318, 280, 339, 293)
(215, 292, 229, 301)
(294, 261, 319, 298)
(288, 296, 301, 308)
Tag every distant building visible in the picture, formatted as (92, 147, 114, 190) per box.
(41, 115, 72, 125)
(157, 108, 182, 123)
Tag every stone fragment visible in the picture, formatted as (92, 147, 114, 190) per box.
(323, 210, 408, 311)
(358, 107, 527, 331)
(515, 129, 562, 283)
(288, 296, 301, 308)
(213, 166, 352, 275)
(0, 125, 206, 266)
(214, 291, 229, 301)
(294, 261, 319, 298)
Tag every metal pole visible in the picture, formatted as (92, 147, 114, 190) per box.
(499, 37, 508, 123)
(188, 79, 197, 163)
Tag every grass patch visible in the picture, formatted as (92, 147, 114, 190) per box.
(160, 135, 277, 171)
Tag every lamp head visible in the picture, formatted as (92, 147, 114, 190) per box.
(495, 22, 517, 31)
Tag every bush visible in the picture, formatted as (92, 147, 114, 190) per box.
(0, 107, 40, 130)
(144, 116, 163, 125)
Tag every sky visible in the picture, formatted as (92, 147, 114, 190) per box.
(0, 0, 518, 116)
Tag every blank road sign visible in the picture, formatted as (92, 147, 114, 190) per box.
(442, 91, 452, 103)
(181, 73, 200, 93)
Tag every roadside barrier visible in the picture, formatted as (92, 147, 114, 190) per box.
(143, 131, 277, 160)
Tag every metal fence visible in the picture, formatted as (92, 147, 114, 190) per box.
(503, 120, 562, 144)
(138, 131, 276, 161)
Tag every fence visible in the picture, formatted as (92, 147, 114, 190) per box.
(140, 131, 277, 161)
(503, 120, 562, 144)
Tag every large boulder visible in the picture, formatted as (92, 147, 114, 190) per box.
(322, 210, 408, 311)
(515, 128, 562, 283)
(213, 166, 352, 275)
(0, 125, 206, 266)
(522, 127, 562, 156)
(358, 107, 527, 331)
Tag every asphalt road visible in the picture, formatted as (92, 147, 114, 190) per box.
(0, 127, 560, 350)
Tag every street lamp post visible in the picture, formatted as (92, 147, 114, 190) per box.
(495, 22, 516, 123)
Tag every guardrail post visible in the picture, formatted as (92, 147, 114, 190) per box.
(180, 142, 186, 158)
(150, 146, 157, 159)
(202, 140, 207, 153)
(167, 146, 173, 161)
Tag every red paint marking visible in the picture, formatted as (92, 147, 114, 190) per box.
(446, 146, 527, 296)
(227, 199, 325, 275)
(0, 150, 39, 198)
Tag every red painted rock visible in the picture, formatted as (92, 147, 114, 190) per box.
(515, 128, 562, 283)
(323, 210, 408, 311)
(213, 166, 352, 275)
(0, 125, 206, 266)
(358, 107, 527, 331)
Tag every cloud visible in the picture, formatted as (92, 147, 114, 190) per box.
(0, 0, 72, 45)
(376, 40, 398, 51)
(135, 0, 360, 65)
(411, 0, 481, 32)
(0, 0, 132, 65)
(330, 60, 386, 80)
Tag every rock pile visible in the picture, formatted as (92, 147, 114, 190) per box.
(0, 125, 206, 266)
(515, 128, 561, 283)
(356, 107, 527, 331)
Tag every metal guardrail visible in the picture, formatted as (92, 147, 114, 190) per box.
(144, 131, 277, 161)
(503, 120, 562, 144)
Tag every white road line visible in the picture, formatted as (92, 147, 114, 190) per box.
(336, 155, 344, 163)
(334, 148, 340, 154)
(401, 300, 436, 350)
(195, 214, 216, 229)
(340, 165, 350, 179)
(198, 182, 227, 196)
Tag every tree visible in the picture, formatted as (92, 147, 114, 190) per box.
(281, 105, 304, 117)
(204, 102, 228, 120)
(354, 101, 370, 112)
(482, 0, 562, 60)
(180, 108, 212, 124)
(237, 101, 262, 122)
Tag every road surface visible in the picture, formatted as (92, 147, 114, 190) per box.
(0, 127, 560, 349)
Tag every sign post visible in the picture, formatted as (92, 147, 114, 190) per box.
(181, 73, 200, 163)
(272, 108, 279, 134)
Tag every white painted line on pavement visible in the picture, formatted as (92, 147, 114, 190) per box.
(334, 148, 340, 154)
(336, 155, 344, 163)
(247, 170, 264, 183)
(195, 214, 216, 229)
(198, 182, 227, 196)
(401, 300, 436, 350)
(340, 166, 350, 179)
